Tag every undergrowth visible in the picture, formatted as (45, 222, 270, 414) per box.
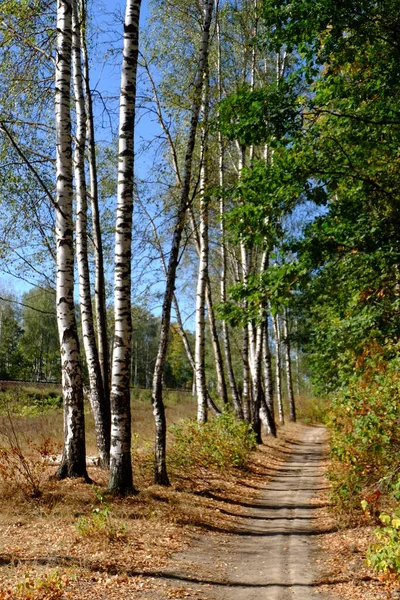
(0, 388, 62, 416)
(327, 355, 400, 515)
(169, 410, 257, 470)
(327, 349, 400, 580)
(0, 412, 59, 497)
(75, 488, 127, 541)
(0, 570, 68, 600)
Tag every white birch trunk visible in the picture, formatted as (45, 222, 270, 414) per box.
(79, 0, 111, 422)
(262, 316, 276, 436)
(273, 313, 284, 425)
(189, 208, 228, 408)
(55, 0, 88, 481)
(283, 308, 296, 422)
(216, 14, 241, 417)
(195, 72, 209, 423)
(108, 0, 141, 495)
(250, 322, 263, 443)
(72, 1, 109, 469)
(237, 145, 252, 423)
(146, 209, 221, 415)
(151, 0, 214, 484)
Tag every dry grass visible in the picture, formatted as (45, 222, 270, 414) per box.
(0, 386, 296, 600)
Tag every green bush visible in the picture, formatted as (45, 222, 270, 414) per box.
(327, 356, 400, 513)
(0, 388, 62, 416)
(366, 510, 400, 578)
(169, 411, 257, 470)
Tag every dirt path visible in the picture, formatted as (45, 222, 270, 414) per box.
(151, 426, 338, 600)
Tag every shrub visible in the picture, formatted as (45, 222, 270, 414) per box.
(169, 411, 257, 471)
(0, 570, 67, 600)
(327, 356, 400, 513)
(366, 510, 400, 579)
(0, 413, 59, 497)
(75, 488, 127, 541)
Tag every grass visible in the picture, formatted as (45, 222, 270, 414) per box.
(0, 383, 319, 599)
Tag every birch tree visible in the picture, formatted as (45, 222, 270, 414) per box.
(71, 0, 110, 468)
(108, 0, 142, 495)
(283, 308, 296, 422)
(55, 0, 88, 481)
(151, 0, 214, 486)
(79, 0, 110, 412)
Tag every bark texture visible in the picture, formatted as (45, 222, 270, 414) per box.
(273, 313, 284, 426)
(108, 0, 141, 495)
(80, 0, 111, 425)
(55, 0, 88, 481)
(263, 317, 276, 436)
(195, 71, 209, 424)
(72, 0, 109, 469)
(283, 308, 296, 423)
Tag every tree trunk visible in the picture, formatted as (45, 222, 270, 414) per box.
(146, 208, 220, 416)
(262, 316, 276, 436)
(273, 313, 284, 426)
(79, 0, 111, 425)
(195, 65, 209, 424)
(55, 0, 88, 481)
(72, 0, 109, 469)
(151, 0, 214, 485)
(241, 325, 251, 422)
(190, 209, 228, 409)
(283, 308, 296, 422)
(216, 14, 240, 414)
(108, 0, 141, 496)
(249, 323, 262, 443)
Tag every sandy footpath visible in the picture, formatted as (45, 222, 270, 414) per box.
(151, 426, 339, 600)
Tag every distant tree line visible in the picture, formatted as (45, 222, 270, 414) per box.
(0, 286, 193, 390)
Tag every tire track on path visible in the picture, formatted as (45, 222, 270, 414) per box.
(152, 425, 340, 600)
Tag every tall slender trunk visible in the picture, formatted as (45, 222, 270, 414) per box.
(263, 316, 276, 436)
(108, 0, 141, 495)
(146, 207, 220, 415)
(55, 0, 88, 481)
(79, 0, 111, 421)
(242, 325, 251, 421)
(72, 0, 109, 469)
(190, 209, 228, 408)
(237, 146, 251, 423)
(151, 0, 214, 485)
(273, 313, 284, 425)
(249, 323, 262, 443)
(256, 253, 276, 437)
(295, 347, 301, 397)
(283, 308, 296, 422)
(216, 15, 241, 417)
(195, 66, 209, 424)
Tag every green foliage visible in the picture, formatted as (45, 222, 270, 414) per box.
(366, 511, 400, 578)
(0, 297, 23, 380)
(0, 387, 62, 416)
(327, 353, 400, 512)
(130, 305, 192, 389)
(169, 411, 256, 470)
(75, 488, 127, 541)
(219, 81, 302, 146)
(295, 396, 329, 426)
(18, 287, 60, 383)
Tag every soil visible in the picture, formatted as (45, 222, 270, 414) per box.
(146, 425, 338, 600)
(1, 423, 395, 599)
